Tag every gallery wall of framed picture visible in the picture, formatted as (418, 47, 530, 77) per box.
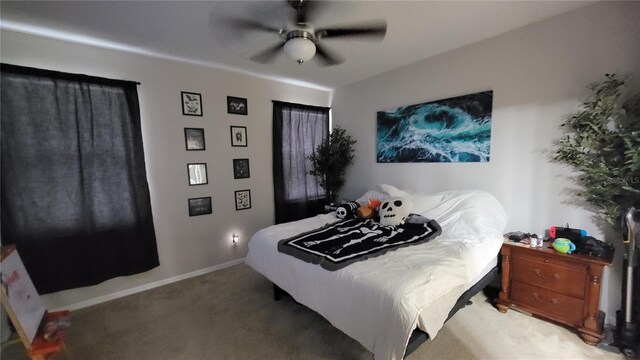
(228, 97, 252, 213)
(181, 91, 255, 217)
(182, 91, 211, 216)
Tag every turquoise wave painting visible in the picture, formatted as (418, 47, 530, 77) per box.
(376, 91, 493, 163)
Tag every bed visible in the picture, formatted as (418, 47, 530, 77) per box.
(246, 186, 507, 359)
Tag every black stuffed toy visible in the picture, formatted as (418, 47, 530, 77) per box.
(335, 201, 360, 219)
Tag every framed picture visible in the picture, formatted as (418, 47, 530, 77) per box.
(227, 96, 248, 115)
(188, 196, 212, 216)
(230, 126, 247, 147)
(233, 158, 250, 179)
(181, 91, 202, 116)
(184, 128, 206, 151)
(377, 91, 493, 163)
(234, 189, 251, 211)
(187, 163, 208, 186)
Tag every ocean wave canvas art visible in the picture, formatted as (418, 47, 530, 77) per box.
(376, 91, 493, 163)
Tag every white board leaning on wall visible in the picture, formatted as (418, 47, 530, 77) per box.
(0, 248, 47, 344)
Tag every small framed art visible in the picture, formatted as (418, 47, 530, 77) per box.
(234, 189, 251, 211)
(181, 91, 202, 116)
(227, 96, 248, 115)
(188, 196, 212, 216)
(230, 126, 247, 147)
(185, 128, 206, 151)
(187, 163, 208, 185)
(233, 159, 250, 179)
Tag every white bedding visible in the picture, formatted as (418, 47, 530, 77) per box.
(246, 188, 507, 360)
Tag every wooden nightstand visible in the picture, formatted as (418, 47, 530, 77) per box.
(496, 242, 612, 345)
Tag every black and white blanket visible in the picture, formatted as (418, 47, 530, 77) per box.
(278, 218, 441, 271)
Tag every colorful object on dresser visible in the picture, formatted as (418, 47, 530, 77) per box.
(550, 225, 586, 242)
(552, 238, 576, 254)
(503, 231, 543, 247)
(573, 236, 615, 259)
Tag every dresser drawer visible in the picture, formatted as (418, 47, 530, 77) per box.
(511, 281, 584, 327)
(512, 256, 587, 298)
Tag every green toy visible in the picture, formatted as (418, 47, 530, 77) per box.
(552, 238, 576, 254)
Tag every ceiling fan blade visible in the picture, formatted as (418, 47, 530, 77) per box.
(227, 18, 283, 34)
(316, 21, 387, 40)
(314, 43, 344, 67)
(250, 42, 286, 64)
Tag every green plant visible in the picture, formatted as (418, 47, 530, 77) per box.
(555, 74, 640, 228)
(308, 126, 357, 203)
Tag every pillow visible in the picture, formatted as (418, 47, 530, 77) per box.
(355, 184, 412, 205)
(379, 197, 414, 226)
(376, 184, 413, 198)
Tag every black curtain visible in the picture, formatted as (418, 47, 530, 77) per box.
(1, 64, 159, 294)
(273, 101, 329, 224)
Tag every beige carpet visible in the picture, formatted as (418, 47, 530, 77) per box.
(1, 264, 624, 360)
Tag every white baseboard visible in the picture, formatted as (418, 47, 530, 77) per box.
(60, 257, 246, 311)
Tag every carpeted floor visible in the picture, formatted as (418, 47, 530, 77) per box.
(1, 264, 624, 360)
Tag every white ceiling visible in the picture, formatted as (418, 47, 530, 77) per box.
(0, 1, 595, 90)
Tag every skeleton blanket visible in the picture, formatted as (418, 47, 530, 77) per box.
(278, 218, 441, 271)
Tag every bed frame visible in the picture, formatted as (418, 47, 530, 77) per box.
(403, 265, 499, 357)
(273, 264, 500, 358)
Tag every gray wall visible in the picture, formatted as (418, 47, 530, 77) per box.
(331, 1, 640, 324)
(0, 29, 330, 309)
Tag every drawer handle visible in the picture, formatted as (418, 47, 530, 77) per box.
(534, 268, 560, 280)
(533, 292, 558, 305)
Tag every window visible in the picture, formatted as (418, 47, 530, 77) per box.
(0, 64, 159, 293)
(272, 101, 329, 223)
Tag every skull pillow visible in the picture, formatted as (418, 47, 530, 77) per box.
(379, 197, 413, 226)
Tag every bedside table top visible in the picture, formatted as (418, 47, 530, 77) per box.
(502, 241, 613, 266)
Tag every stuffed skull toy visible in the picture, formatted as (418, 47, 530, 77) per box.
(379, 197, 413, 226)
(336, 201, 360, 219)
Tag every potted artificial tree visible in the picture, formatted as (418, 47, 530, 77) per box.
(555, 74, 640, 357)
(308, 126, 357, 204)
(555, 74, 640, 229)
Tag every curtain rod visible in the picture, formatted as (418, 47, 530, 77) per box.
(272, 100, 330, 111)
(0, 63, 141, 86)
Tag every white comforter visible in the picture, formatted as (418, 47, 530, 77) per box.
(246, 189, 507, 360)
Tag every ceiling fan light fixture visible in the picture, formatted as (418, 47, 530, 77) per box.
(284, 30, 316, 64)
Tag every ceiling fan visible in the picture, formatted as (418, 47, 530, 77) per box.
(229, 0, 387, 66)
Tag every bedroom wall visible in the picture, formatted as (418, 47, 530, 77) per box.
(0, 29, 330, 309)
(332, 1, 640, 325)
